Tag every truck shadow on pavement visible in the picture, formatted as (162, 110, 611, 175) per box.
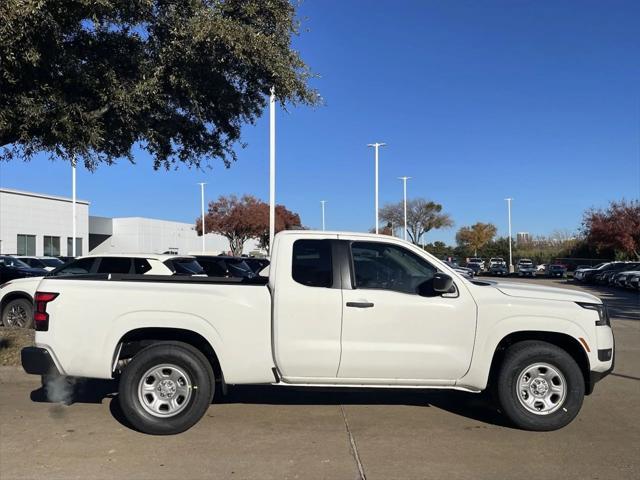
(29, 380, 510, 430)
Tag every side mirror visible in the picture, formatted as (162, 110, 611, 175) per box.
(432, 272, 454, 293)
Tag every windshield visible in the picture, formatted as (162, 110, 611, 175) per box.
(0, 256, 31, 268)
(41, 258, 64, 267)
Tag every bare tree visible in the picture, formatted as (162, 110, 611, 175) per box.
(379, 198, 453, 244)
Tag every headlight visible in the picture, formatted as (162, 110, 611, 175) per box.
(576, 302, 610, 326)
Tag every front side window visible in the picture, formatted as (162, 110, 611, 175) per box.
(43, 236, 61, 256)
(292, 239, 333, 288)
(17, 234, 36, 256)
(351, 242, 436, 294)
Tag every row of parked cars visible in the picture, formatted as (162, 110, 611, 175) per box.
(447, 257, 568, 278)
(0, 253, 269, 328)
(574, 261, 640, 291)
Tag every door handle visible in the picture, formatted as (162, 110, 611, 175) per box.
(346, 302, 374, 308)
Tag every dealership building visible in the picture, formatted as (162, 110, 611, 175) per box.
(0, 188, 257, 256)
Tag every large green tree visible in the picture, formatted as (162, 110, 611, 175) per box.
(0, 0, 318, 170)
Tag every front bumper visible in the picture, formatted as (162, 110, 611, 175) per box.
(21, 347, 60, 375)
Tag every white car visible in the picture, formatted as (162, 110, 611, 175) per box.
(22, 231, 614, 435)
(0, 254, 200, 328)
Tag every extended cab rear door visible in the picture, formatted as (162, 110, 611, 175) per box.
(271, 234, 344, 379)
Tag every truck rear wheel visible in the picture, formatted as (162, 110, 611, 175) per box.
(2, 298, 33, 328)
(496, 340, 584, 431)
(118, 342, 214, 435)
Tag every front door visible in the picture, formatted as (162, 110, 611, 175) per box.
(338, 240, 477, 382)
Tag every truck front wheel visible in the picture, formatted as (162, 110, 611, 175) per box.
(496, 340, 584, 431)
(118, 342, 214, 435)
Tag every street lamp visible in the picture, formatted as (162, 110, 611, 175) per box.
(398, 176, 411, 241)
(198, 183, 207, 253)
(320, 200, 327, 231)
(367, 142, 386, 233)
(269, 87, 276, 254)
(71, 156, 76, 257)
(505, 198, 513, 272)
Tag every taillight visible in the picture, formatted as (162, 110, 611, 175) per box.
(34, 292, 59, 331)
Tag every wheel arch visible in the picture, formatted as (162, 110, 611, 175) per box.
(114, 327, 224, 390)
(1, 291, 33, 312)
(487, 331, 592, 395)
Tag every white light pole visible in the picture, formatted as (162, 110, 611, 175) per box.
(320, 200, 326, 231)
(505, 198, 513, 273)
(269, 87, 276, 254)
(71, 156, 77, 257)
(198, 183, 207, 253)
(367, 142, 386, 233)
(398, 176, 411, 241)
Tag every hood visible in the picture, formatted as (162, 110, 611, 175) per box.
(493, 281, 601, 303)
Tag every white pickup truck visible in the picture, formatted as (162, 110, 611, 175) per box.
(21, 231, 614, 435)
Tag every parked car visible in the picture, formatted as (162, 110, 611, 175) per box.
(574, 263, 615, 282)
(489, 257, 506, 268)
(0, 256, 48, 284)
(442, 260, 474, 279)
(517, 259, 536, 277)
(466, 258, 485, 275)
(16, 256, 65, 272)
(536, 264, 547, 273)
(588, 262, 634, 285)
(547, 264, 567, 278)
(612, 270, 640, 288)
(21, 231, 614, 434)
(194, 256, 257, 279)
(0, 254, 200, 328)
(488, 263, 509, 276)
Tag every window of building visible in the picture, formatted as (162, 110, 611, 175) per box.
(291, 239, 333, 288)
(16, 234, 36, 256)
(67, 237, 83, 256)
(43, 236, 61, 256)
(97, 257, 133, 274)
(351, 241, 436, 294)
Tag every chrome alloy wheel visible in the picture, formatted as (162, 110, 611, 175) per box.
(516, 363, 567, 415)
(137, 364, 193, 417)
(5, 303, 29, 327)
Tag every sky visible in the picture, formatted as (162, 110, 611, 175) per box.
(1, 0, 639, 244)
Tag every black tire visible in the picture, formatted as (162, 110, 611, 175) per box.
(118, 342, 214, 435)
(1, 298, 33, 328)
(496, 341, 584, 431)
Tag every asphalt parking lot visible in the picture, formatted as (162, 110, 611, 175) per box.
(1, 278, 638, 480)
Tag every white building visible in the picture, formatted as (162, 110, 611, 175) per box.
(0, 188, 89, 256)
(88, 216, 258, 255)
(0, 188, 260, 256)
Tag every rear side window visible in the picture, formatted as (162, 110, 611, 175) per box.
(134, 258, 152, 274)
(97, 257, 132, 274)
(292, 240, 333, 288)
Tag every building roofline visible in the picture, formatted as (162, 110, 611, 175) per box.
(0, 187, 89, 205)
